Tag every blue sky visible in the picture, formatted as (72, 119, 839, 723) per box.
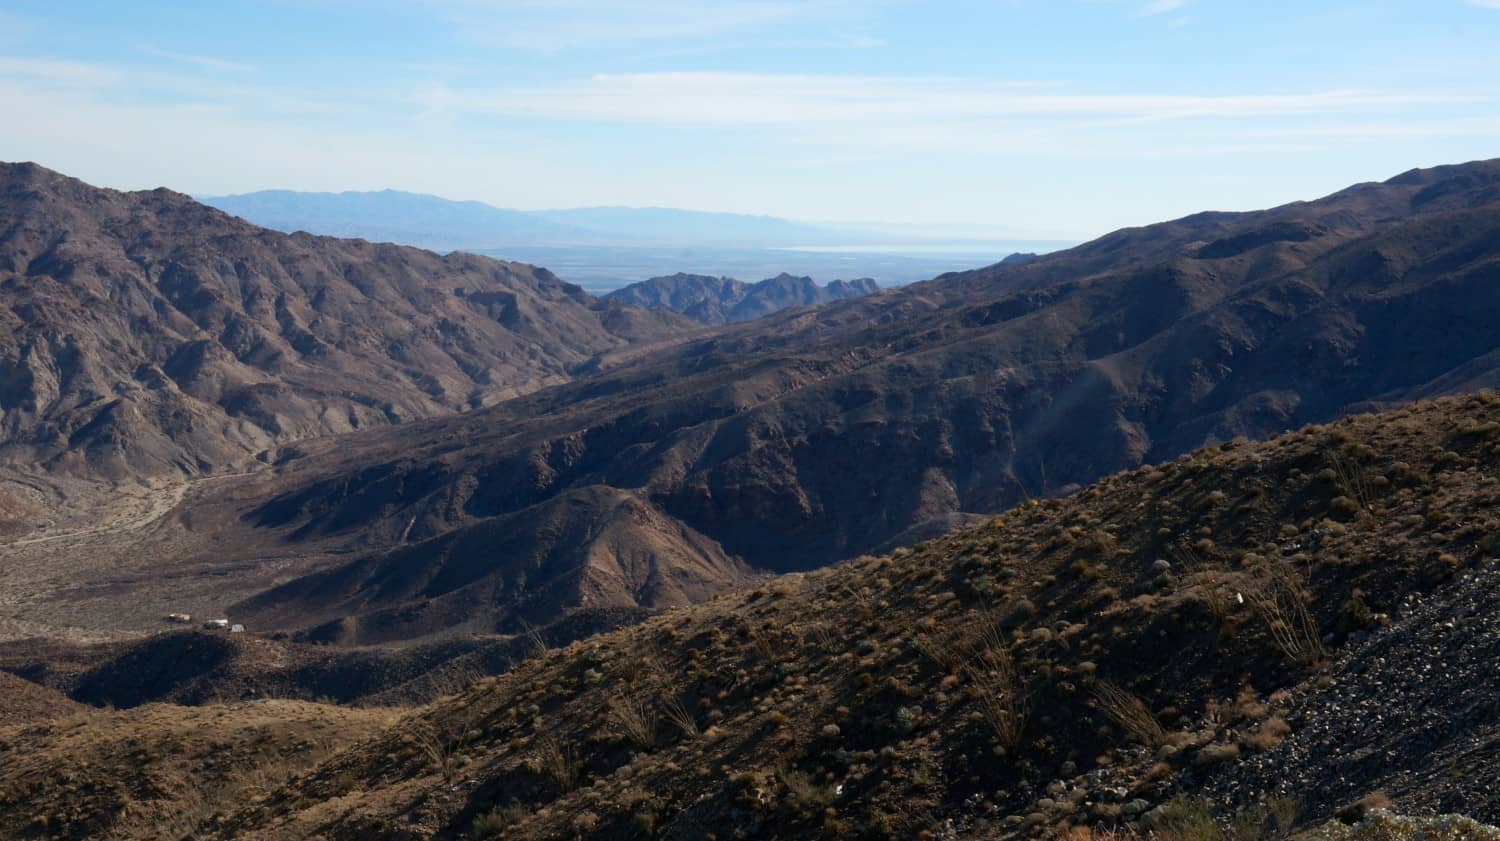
(1, 0, 1497, 239)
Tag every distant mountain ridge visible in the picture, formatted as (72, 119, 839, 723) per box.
(605, 272, 880, 324)
(195, 189, 609, 251)
(199, 190, 874, 251)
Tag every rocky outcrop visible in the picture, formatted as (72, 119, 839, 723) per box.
(606, 272, 879, 324)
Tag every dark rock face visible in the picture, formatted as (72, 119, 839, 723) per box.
(606, 271, 879, 325)
(220, 159, 1500, 641)
(0, 162, 688, 479)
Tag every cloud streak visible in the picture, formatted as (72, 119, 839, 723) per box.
(420, 71, 1478, 127)
(137, 45, 257, 74)
(433, 0, 881, 50)
(1139, 0, 1189, 16)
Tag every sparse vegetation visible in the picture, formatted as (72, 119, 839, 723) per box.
(1242, 558, 1327, 667)
(1093, 681, 1168, 747)
(607, 690, 659, 750)
(8, 393, 1500, 839)
(965, 640, 1028, 753)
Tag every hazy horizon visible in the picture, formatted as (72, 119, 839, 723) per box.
(2, 1, 1497, 241)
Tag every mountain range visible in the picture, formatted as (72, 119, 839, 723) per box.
(209, 157, 1500, 645)
(4, 157, 1500, 839)
(1, 158, 1498, 650)
(5, 391, 1500, 838)
(0, 162, 693, 482)
(605, 272, 880, 325)
(197, 189, 990, 252)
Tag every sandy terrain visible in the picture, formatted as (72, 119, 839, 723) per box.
(0, 467, 348, 644)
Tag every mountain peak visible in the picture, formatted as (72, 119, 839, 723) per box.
(606, 271, 879, 325)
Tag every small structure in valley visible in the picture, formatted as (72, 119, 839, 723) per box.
(203, 618, 229, 630)
(164, 613, 192, 624)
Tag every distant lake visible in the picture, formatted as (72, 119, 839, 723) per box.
(779, 241, 1072, 255)
(483, 241, 1074, 294)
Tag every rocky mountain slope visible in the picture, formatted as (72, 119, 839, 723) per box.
(200, 392, 1500, 837)
(166, 158, 1500, 644)
(0, 162, 691, 481)
(606, 272, 879, 325)
(6, 392, 1500, 838)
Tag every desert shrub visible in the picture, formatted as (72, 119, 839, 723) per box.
(1093, 682, 1167, 747)
(775, 764, 836, 816)
(1001, 597, 1037, 628)
(530, 734, 580, 793)
(1325, 448, 1374, 514)
(1330, 496, 1362, 518)
(608, 692, 658, 750)
(965, 641, 1027, 753)
(473, 802, 528, 838)
(662, 696, 700, 740)
(1239, 716, 1291, 752)
(1155, 796, 1223, 840)
(413, 707, 480, 784)
(1242, 559, 1326, 667)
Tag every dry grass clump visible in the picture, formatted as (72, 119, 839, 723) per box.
(471, 801, 529, 838)
(607, 691, 659, 750)
(529, 732, 580, 794)
(965, 640, 1028, 753)
(1239, 715, 1292, 752)
(661, 695, 700, 739)
(1093, 681, 1167, 747)
(1241, 559, 1327, 667)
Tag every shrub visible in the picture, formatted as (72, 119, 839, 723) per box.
(1242, 559, 1326, 667)
(662, 696, 700, 740)
(473, 802, 528, 838)
(965, 642, 1027, 753)
(608, 692, 658, 751)
(1240, 716, 1291, 752)
(1093, 682, 1167, 747)
(531, 734, 580, 793)
(1154, 796, 1223, 841)
(775, 764, 836, 817)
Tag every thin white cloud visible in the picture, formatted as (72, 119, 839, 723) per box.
(1469, 0, 1500, 8)
(0, 56, 330, 114)
(420, 72, 1476, 127)
(434, 0, 881, 50)
(137, 45, 256, 74)
(1139, 0, 1189, 15)
(0, 81, 571, 199)
(0, 57, 121, 88)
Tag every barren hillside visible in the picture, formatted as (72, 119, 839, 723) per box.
(6, 392, 1500, 838)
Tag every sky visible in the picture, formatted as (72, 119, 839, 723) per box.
(0, 0, 1497, 240)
